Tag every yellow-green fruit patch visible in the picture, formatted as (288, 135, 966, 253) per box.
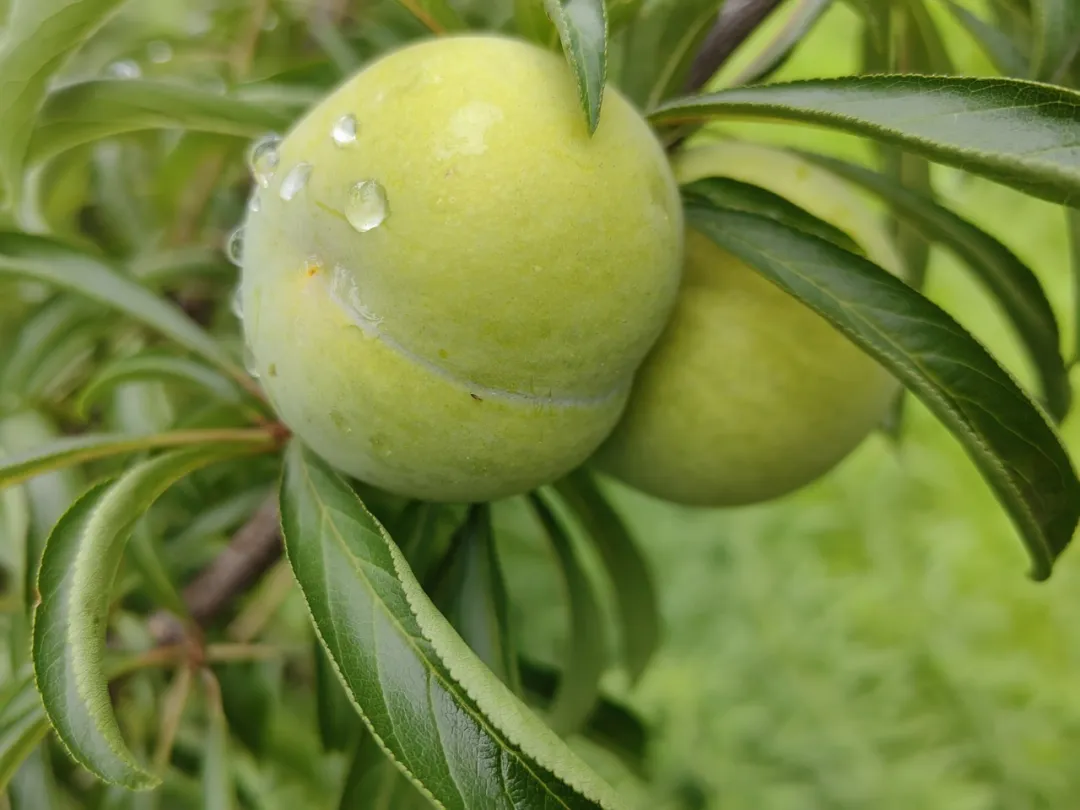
(241, 35, 683, 501)
(595, 142, 903, 507)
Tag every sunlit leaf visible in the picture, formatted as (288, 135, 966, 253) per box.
(545, 0, 607, 134)
(684, 202, 1080, 580)
(0, 0, 126, 205)
(32, 444, 267, 787)
(553, 469, 660, 682)
(806, 153, 1071, 422)
(651, 76, 1080, 207)
(280, 442, 623, 810)
(529, 492, 608, 735)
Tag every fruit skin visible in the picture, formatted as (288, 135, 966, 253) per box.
(594, 141, 904, 507)
(240, 35, 683, 502)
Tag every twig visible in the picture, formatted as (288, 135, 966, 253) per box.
(225, 560, 295, 643)
(685, 0, 785, 92)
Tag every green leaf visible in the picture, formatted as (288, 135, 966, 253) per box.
(622, 0, 722, 109)
(431, 504, 521, 693)
(8, 746, 61, 810)
(279, 442, 623, 810)
(77, 353, 249, 419)
(515, 0, 557, 46)
(202, 675, 237, 810)
(806, 153, 1071, 422)
(651, 76, 1080, 207)
(684, 203, 1080, 580)
(32, 444, 265, 788)
(681, 176, 861, 253)
(553, 469, 659, 682)
(900, 0, 955, 74)
(314, 639, 358, 753)
(339, 731, 429, 810)
(215, 662, 275, 757)
(1031, 0, 1080, 81)
(0, 670, 49, 794)
(392, 0, 466, 33)
(1069, 207, 1080, 365)
(0, 0, 126, 205)
(26, 81, 293, 166)
(728, 0, 834, 86)
(519, 659, 648, 777)
(939, 0, 1029, 76)
(1, 296, 103, 401)
(0, 428, 275, 490)
(545, 0, 607, 134)
(528, 493, 608, 735)
(127, 520, 187, 618)
(0, 233, 246, 383)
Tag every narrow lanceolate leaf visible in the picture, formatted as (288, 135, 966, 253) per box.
(901, 0, 955, 74)
(201, 674, 237, 810)
(32, 445, 264, 788)
(553, 469, 659, 682)
(940, 0, 1029, 76)
(0, 0, 126, 204)
(431, 504, 521, 693)
(0, 670, 49, 793)
(77, 353, 248, 418)
(27, 81, 292, 166)
(807, 154, 1071, 422)
(622, 0, 723, 109)
(0, 233, 243, 381)
(651, 77, 1080, 207)
(1069, 208, 1080, 364)
(280, 443, 623, 810)
(393, 0, 466, 33)
(685, 204, 1080, 580)
(528, 493, 608, 735)
(0, 428, 276, 490)
(728, 0, 834, 86)
(1031, 0, 1080, 81)
(544, 0, 607, 134)
(681, 177, 860, 252)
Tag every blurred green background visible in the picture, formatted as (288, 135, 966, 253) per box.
(501, 3, 1080, 808)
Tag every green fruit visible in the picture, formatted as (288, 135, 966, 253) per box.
(594, 142, 904, 507)
(240, 35, 683, 502)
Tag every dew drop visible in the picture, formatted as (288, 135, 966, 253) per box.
(248, 194, 261, 213)
(106, 60, 141, 79)
(147, 40, 173, 64)
(230, 283, 244, 319)
(243, 344, 260, 379)
(346, 180, 388, 233)
(331, 114, 358, 147)
(329, 264, 382, 326)
(279, 162, 312, 201)
(226, 227, 244, 265)
(248, 134, 282, 188)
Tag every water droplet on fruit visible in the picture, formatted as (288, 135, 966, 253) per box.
(248, 134, 282, 188)
(106, 60, 141, 79)
(329, 264, 382, 326)
(346, 180, 388, 233)
(279, 162, 312, 201)
(331, 114, 358, 146)
(226, 227, 244, 265)
(230, 283, 243, 319)
(248, 194, 261, 213)
(243, 345, 260, 379)
(147, 40, 173, 64)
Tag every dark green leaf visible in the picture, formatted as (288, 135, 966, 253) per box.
(0, 234, 246, 383)
(0, 428, 275, 490)
(127, 521, 187, 618)
(392, 0, 466, 32)
(27, 81, 292, 166)
(0, 0, 126, 205)
(651, 76, 1080, 207)
(901, 0, 955, 74)
(32, 444, 264, 788)
(431, 504, 521, 693)
(940, 0, 1029, 75)
(201, 674, 236, 810)
(77, 353, 250, 419)
(681, 177, 861, 253)
(545, 0, 607, 134)
(339, 731, 430, 810)
(553, 469, 659, 682)
(215, 662, 275, 757)
(280, 442, 623, 810)
(528, 493, 608, 735)
(684, 204, 1080, 580)
(1031, 0, 1080, 81)
(807, 153, 1071, 421)
(728, 0, 833, 85)
(314, 639, 358, 753)
(622, 0, 722, 109)
(0, 670, 49, 793)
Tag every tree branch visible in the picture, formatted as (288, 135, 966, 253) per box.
(685, 0, 785, 92)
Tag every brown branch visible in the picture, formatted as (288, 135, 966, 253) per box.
(685, 0, 785, 93)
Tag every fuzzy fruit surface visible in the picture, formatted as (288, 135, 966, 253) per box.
(595, 142, 903, 507)
(240, 35, 683, 502)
